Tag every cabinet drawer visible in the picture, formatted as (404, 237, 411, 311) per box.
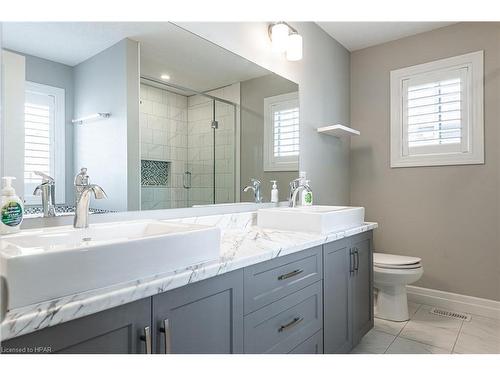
(244, 281, 323, 354)
(244, 246, 322, 314)
(289, 330, 323, 354)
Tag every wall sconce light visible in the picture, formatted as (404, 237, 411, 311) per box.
(268, 22, 303, 61)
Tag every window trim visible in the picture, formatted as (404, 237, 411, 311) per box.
(24, 81, 66, 205)
(390, 51, 484, 168)
(263, 91, 299, 172)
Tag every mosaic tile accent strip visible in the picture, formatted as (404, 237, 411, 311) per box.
(141, 159, 169, 187)
(24, 205, 112, 215)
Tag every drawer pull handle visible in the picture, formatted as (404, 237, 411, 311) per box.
(278, 269, 303, 280)
(140, 326, 152, 354)
(278, 316, 304, 332)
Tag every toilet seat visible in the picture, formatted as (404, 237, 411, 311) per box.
(373, 252, 421, 270)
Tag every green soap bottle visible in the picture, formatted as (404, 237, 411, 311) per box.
(301, 179, 313, 206)
(0, 177, 24, 234)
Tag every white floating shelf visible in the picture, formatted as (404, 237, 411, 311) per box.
(317, 124, 360, 138)
(72, 112, 111, 125)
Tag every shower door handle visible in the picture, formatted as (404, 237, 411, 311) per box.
(183, 171, 192, 189)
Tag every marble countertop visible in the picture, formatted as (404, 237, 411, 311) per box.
(1, 211, 377, 341)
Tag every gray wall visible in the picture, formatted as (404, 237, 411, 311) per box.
(23, 53, 74, 204)
(240, 74, 298, 201)
(177, 22, 351, 205)
(74, 39, 140, 212)
(350, 23, 500, 300)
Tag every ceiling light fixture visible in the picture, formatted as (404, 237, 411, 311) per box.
(160, 74, 170, 81)
(268, 22, 303, 61)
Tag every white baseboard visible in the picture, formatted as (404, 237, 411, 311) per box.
(407, 285, 500, 320)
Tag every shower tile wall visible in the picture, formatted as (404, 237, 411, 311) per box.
(139, 84, 188, 209)
(187, 83, 239, 206)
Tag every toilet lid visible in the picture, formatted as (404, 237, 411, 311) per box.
(373, 252, 421, 269)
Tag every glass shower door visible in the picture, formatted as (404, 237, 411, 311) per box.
(186, 96, 215, 206)
(185, 94, 236, 207)
(214, 100, 236, 204)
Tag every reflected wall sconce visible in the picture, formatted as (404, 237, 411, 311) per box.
(268, 22, 303, 61)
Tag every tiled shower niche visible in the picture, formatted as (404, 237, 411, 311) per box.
(140, 159, 172, 210)
(141, 159, 169, 187)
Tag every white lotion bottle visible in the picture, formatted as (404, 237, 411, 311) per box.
(0, 176, 24, 234)
(270, 180, 279, 203)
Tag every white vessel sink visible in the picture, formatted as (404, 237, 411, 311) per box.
(0, 220, 220, 309)
(257, 205, 365, 234)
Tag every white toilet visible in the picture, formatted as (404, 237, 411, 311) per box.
(373, 252, 423, 322)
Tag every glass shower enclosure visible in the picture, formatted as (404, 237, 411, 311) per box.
(139, 77, 237, 210)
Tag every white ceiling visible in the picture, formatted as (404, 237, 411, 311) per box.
(1, 22, 271, 92)
(317, 22, 455, 51)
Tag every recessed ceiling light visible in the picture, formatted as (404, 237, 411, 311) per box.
(160, 74, 170, 81)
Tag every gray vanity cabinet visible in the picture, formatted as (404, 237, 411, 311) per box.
(151, 269, 244, 354)
(0, 298, 152, 354)
(1, 231, 374, 355)
(323, 231, 373, 353)
(350, 231, 374, 344)
(323, 238, 352, 353)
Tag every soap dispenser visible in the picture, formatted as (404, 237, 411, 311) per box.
(270, 180, 279, 203)
(301, 180, 313, 206)
(0, 176, 24, 234)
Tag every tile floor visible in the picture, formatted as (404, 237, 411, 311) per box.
(351, 302, 500, 354)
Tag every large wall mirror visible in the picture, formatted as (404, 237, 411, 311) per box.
(0, 22, 299, 216)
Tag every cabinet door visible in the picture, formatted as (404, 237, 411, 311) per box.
(323, 238, 353, 353)
(152, 270, 243, 354)
(351, 231, 374, 345)
(1, 298, 152, 354)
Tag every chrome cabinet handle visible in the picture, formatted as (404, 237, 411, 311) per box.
(354, 248, 360, 272)
(278, 316, 304, 332)
(349, 249, 354, 275)
(278, 269, 303, 281)
(159, 319, 172, 354)
(140, 326, 152, 354)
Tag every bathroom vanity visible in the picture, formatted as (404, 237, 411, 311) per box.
(0, 211, 375, 354)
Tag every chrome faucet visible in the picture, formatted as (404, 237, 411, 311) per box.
(289, 178, 313, 207)
(243, 178, 263, 203)
(73, 168, 107, 228)
(33, 171, 56, 217)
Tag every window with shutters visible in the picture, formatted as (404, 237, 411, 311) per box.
(263, 92, 299, 171)
(24, 81, 65, 205)
(390, 51, 484, 167)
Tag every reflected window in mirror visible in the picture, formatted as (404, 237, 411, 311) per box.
(24, 82, 65, 205)
(263, 92, 299, 171)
